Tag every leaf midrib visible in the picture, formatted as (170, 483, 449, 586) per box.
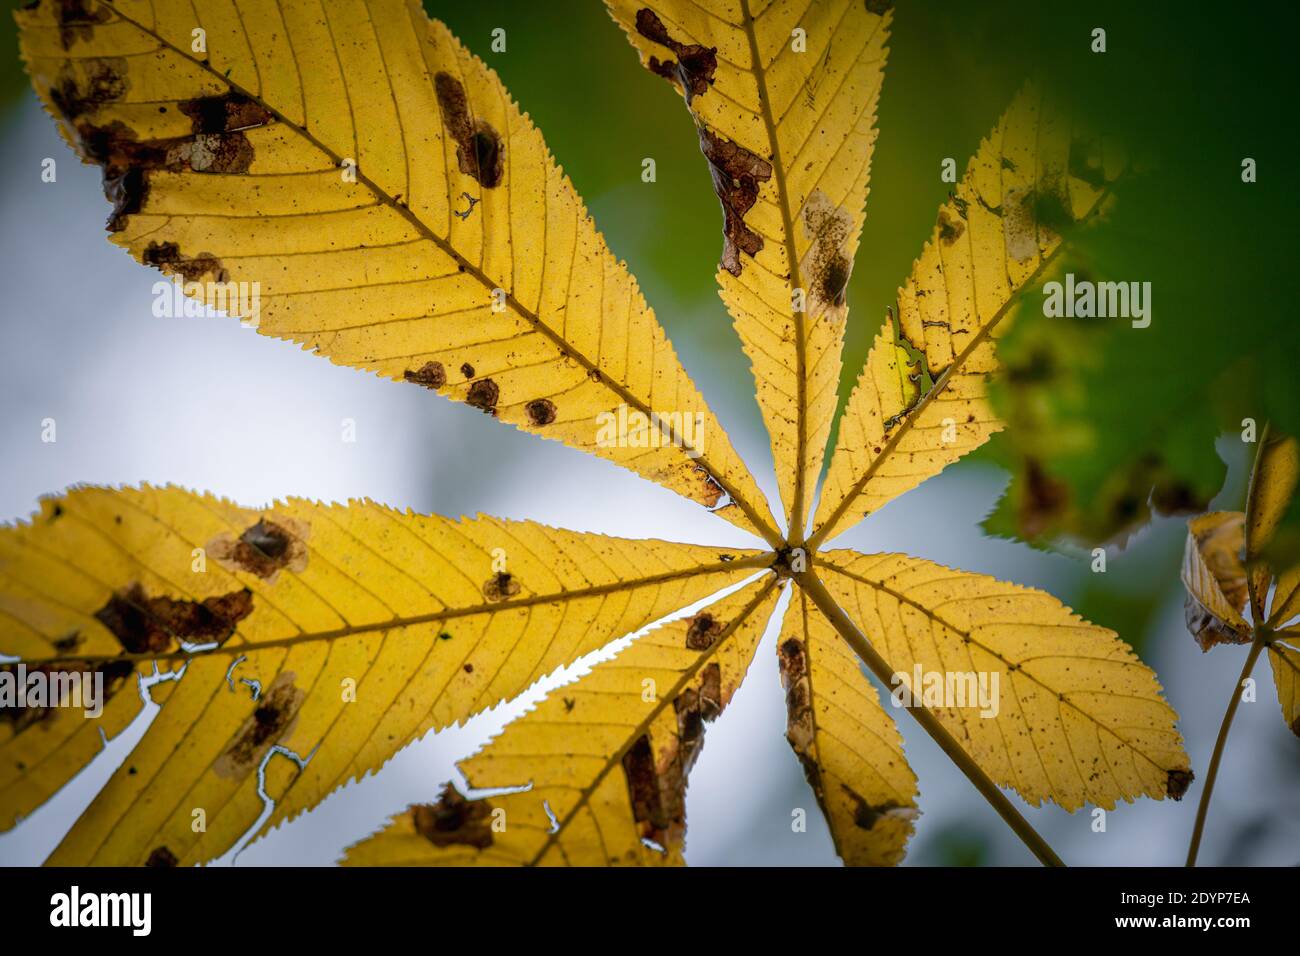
(737, 0, 809, 543)
(18, 552, 774, 667)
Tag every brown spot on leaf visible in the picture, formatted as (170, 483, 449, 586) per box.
(412, 783, 495, 849)
(694, 467, 726, 509)
(1166, 768, 1193, 800)
(145, 846, 178, 867)
(673, 687, 704, 770)
(183, 131, 257, 174)
(55, 0, 110, 49)
(525, 398, 557, 426)
(65, 108, 265, 231)
(621, 734, 683, 849)
(179, 91, 274, 135)
(696, 661, 722, 722)
(214, 672, 305, 778)
(841, 784, 914, 832)
(864, 0, 894, 13)
(101, 172, 146, 232)
(634, 8, 717, 101)
(53, 632, 81, 653)
(778, 637, 815, 755)
(482, 572, 520, 603)
(94, 584, 253, 654)
(208, 516, 309, 583)
(50, 57, 127, 120)
(459, 362, 475, 378)
(684, 612, 723, 650)
(938, 208, 965, 245)
(698, 128, 773, 276)
(433, 73, 503, 188)
(404, 361, 446, 389)
(143, 241, 228, 283)
(466, 378, 500, 414)
(801, 191, 853, 311)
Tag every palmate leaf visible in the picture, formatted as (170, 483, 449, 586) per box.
(0, 485, 762, 864)
(6, 0, 1197, 868)
(343, 577, 779, 865)
(811, 87, 1124, 547)
(17, 0, 780, 542)
(817, 551, 1191, 810)
(606, 0, 889, 536)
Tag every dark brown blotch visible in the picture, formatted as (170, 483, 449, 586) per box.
(482, 571, 521, 603)
(179, 91, 274, 135)
(216, 673, 304, 776)
(466, 378, 500, 414)
(841, 784, 908, 831)
(684, 612, 723, 651)
(55, 0, 110, 50)
(622, 734, 681, 843)
(94, 583, 253, 654)
(52, 632, 81, 653)
(143, 241, 228, 283)
(145, 846, 178, 867)
(938, 209, 965, 244)
(801, 193, 854, 311)
(223, 519, 303, 580)
(777, 637, 815, 757)
(412, 783, 495, 849)
(1166, 768, 1194, 800)
(433, 73, 503, 188)
(697, 128, 773, 276)
(50, 57, 128, 120)
(404, 361, 446, 389)
(68, 113, 262, 231)
(207, 516, 309, 583)
(634, 8, 718, 101)
(525, 398, 557, 426)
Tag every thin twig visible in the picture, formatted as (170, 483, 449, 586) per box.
(1185, 636, 1265, 867)
(1187, 421, 1273, 866)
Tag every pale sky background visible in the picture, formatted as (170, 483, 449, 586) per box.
(2, 99, 1297, 868)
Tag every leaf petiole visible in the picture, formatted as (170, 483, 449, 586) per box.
(794, 568, 1066, 867)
